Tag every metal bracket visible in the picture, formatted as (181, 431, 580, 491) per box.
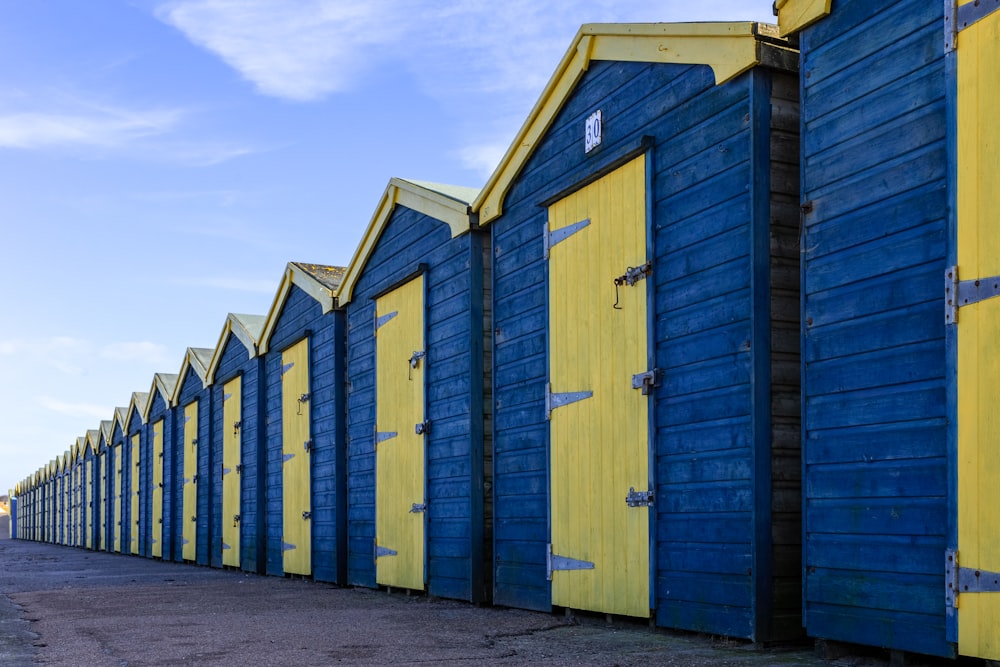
(375, 311, 398, 331)
(945, 266, 1000, 324)
(375, 430, 398, 448)
(545, 383, 593, 420)
(410, 503, 427, 513)
(544, 218, 590, 259)
(415, 421, 431, 436)
(375, 542, 397, 558)
(958, 0, 1000, 33)
(626, 487, 655, 508)
(946, 549, 1000, 607)
(546, 543, 595, 581)
(945, 0, 957, 53)
(631, 369, 662, 396)
(282, 452, 295, 463)
(281, 362, 295, 375)
(282, 541, 296, 552)
(302, 511, 311, 520)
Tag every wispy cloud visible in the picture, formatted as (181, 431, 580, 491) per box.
(38, 397, 112, 420)
(0, 105, 183, 150)
(156, 0, 406, 101)
(98, 341, 173, 365)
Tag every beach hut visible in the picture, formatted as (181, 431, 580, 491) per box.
(83, 430, 99, 550)
(340, 178, 491, 602)
(170, 348, 214, 566)
(206, 313, 266, 573)
(95, 420, 112, 551)
(108, 406, 128, 552)
(775, 0, 999, 660)
(73, 437, 85, 547)
(143, 373, 178, 560)
(60, 450, 70, 546)
(258, 262, 346, 581)
(124, 392, 149, 556)
(476, 23, 801, 640)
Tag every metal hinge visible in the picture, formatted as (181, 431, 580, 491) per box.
(631, 369, 662, 396)
(375, 311, 398, 332)
(375, 540, 397, 558)
(945, 266, 1000, 324)
(626, 487, 654, 507)
(544, 218, 590, 259)
(415, 421, 431, 435)
(281, 362, 294, 375)
(546, 543, 595, 581)
(545, 383, 593, 420)
(946, 549, 1000, 608)
(375, 429, 398, 449)
(410, 503, 427, 513)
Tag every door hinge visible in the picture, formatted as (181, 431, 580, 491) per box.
(631, 369, 662, 396)
(409, 503, 427, 513)
(415, 420, 431, 435)
(375, 310, 398, 332)
(545, 382, 593, 420)
(945, 266, 1000, 324)
(546, 543, 595, 581)
(281, 362, 295, 375)
(626, 487, 654, 508)
(375, 540, 397, 558)
(544, 218, 590, 259)
(946, 549, 1000, 608)
(375, 429, 398, 448)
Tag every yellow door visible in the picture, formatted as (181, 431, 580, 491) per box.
(183, 401, 199, 561)
(282, 339, 312, 575)
(99, 455, 106, 550)
(374, 275, 426, 590)
(85, 458, 93, 549)
(113, 446, 122, 552)
(152, 419, 164, 558)
(954, 3, 1000, 657)
(547, 155, 651, 618)
(130, 434, 140, 554)
(222, 376, 242, 567)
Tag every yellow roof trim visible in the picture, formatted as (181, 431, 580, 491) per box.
(473, 22, 788, 225)
(338, 178, 479, 305)
(206, 313, 266, 385)
(775, 0, 830, 36)
(143, 373, 179, 420)
(259, 262, 346, 355)
(170, 348, 213, 406)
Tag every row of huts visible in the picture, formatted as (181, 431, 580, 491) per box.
(8, 1, 1000, 660)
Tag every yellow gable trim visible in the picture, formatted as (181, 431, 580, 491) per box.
(338, 178, 475, 305)
(775, 0, 831, 36)
(473, 22, 786, 225)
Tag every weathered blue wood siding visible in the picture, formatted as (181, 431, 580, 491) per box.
(212, 335, 264, 573)
(126, 414, 144, 556)
(175, 370, 212, 566)
(345, 208, 489, 602)
(490, 56, 800, 640)
(799, 0, 950, 657)
(146, 389, 174, 561)
(264, 284, 346, 582)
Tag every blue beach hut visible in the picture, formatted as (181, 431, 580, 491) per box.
(258, 262, 346, 581)
(206, 313, 267, 573)
(340, 178, 490, 602)
(477, 23, 802, 640)
(124, 392, 149, 556)
(143, 373, 178, 560)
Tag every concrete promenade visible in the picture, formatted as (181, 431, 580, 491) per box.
(0, 539, 891, 666)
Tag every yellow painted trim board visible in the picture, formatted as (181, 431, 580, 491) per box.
(775, 0, 831, 37)
(956, 9, 1000, 660)
(338, 178, 478, 305)
(259, 263, 345, 354)
(473, 22, 788, 225)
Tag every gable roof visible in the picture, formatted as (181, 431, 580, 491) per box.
(258, 262, 347, 355)
(206, 312, 266, 384)
(99, 420, 113, 451)
(338, 178, 480, 305)
(774, 0, 830, 36)
(85, 429, 100, 456)
(113, 406, 129, 439)
(472, 22, 796, 225)
(125, 392, 149, 432)
(170, 348, 213, 405)
(143, 373, 179, 421)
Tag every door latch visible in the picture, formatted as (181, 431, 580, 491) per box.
(631, 369, 662, 395)
(233, 514, 241, 527)
(626, 487, 654, 507)
(415, 420, 431, 435)
(302, 511, 311, 520)
(613, 262, 652, 309)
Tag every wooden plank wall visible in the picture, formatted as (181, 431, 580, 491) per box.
(345, 206, 488, 603)
(146, 391, 174, 561)
(175, 371, 212, 566)
(263, 285, 345, 582)
(800, 0, 951, 657)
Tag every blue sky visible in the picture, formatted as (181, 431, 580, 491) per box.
(0, 1, 776, 496)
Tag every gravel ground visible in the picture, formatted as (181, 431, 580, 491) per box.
(0, 539, 950, 666)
